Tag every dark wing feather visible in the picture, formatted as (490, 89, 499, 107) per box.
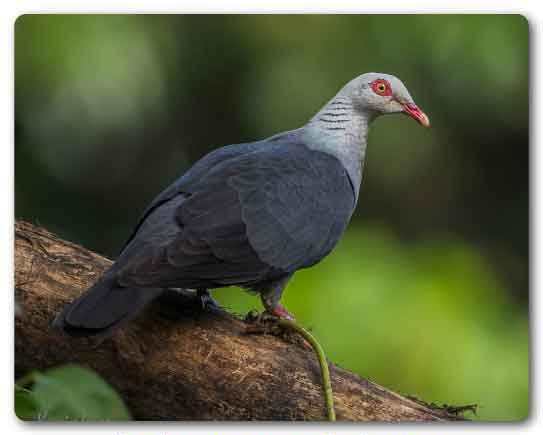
(228, 145, 356, 270)
(117, 184, 273, 289)
(119, 141, 263, 254)
(116, 142, 355, 290)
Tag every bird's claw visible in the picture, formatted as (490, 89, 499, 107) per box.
(245, 304, 295, 324)
(269, 304, 296, 321)
(244, 309, 275, 327)
(244, 307, 312, 350)
(198, 290, 222, 313)
(244, 304, 299, 337)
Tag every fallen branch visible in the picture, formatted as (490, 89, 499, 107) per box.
(14, 220, 463, 421)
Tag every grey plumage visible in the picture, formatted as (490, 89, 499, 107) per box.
(54, 72, 429, 336)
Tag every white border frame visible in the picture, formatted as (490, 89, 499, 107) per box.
(2, 2, 539, 434)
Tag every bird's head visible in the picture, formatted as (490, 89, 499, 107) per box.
(346, 72, 430, 127)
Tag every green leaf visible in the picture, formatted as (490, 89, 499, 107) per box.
(14, 387, 40, 421)
(30, 365, 131, 421)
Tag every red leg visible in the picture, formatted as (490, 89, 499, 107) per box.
(269, 304, 296, 321)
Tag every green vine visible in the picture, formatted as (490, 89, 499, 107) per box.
(276, 318, 336, 421)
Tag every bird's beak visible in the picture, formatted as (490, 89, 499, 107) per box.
(402, 103, 430, 128)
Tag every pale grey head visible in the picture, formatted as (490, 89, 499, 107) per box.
(339, 72, 430, 127)
(304, 72, 430, 201)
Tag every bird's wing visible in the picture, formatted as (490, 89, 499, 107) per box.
(226, 145, 356, 271)
(116, 143, 355, 289)
(119, 142, 262, 254)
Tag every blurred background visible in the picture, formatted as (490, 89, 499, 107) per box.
(15, 14, 529, 421)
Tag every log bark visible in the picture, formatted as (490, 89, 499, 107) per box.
(14, 220, 462, 421)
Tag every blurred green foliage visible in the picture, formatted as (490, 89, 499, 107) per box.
(15, 365, 131, 421)
(215, 226, 529, 421)
(15, 15, 529, 421)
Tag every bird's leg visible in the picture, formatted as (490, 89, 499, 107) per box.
(260, 274, 295, 320)
(269, 303, 295, 321)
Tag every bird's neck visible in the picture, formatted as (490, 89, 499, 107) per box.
(303, 95, 373, 201)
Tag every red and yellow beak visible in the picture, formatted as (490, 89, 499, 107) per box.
(402, 103, 430, 128)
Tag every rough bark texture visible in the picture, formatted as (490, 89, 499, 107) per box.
(14, 220, 462, 421)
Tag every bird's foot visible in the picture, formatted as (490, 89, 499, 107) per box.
(197, 289, 222, 313)
(158, 288, 223, 319)
(269, 304, 296, 321)
(244, 305, 310, 349)
(244, 305, 296, 334)
(244, 303, 295, 325)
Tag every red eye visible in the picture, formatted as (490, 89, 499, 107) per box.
(371, 79, 392, 96)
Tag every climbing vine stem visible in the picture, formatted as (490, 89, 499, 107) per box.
(276, 318, 336, 421)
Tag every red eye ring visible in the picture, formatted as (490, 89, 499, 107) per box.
(371, 79, 392, 96)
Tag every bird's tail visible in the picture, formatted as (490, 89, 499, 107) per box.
(52, 271, 163, 338)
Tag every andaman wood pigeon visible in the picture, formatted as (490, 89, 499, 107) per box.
(54, 72, 429, 337)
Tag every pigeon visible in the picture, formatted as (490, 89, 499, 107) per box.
(54, 72, 429, 337)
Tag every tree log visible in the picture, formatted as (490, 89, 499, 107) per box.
(14, 220, 462, 421)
